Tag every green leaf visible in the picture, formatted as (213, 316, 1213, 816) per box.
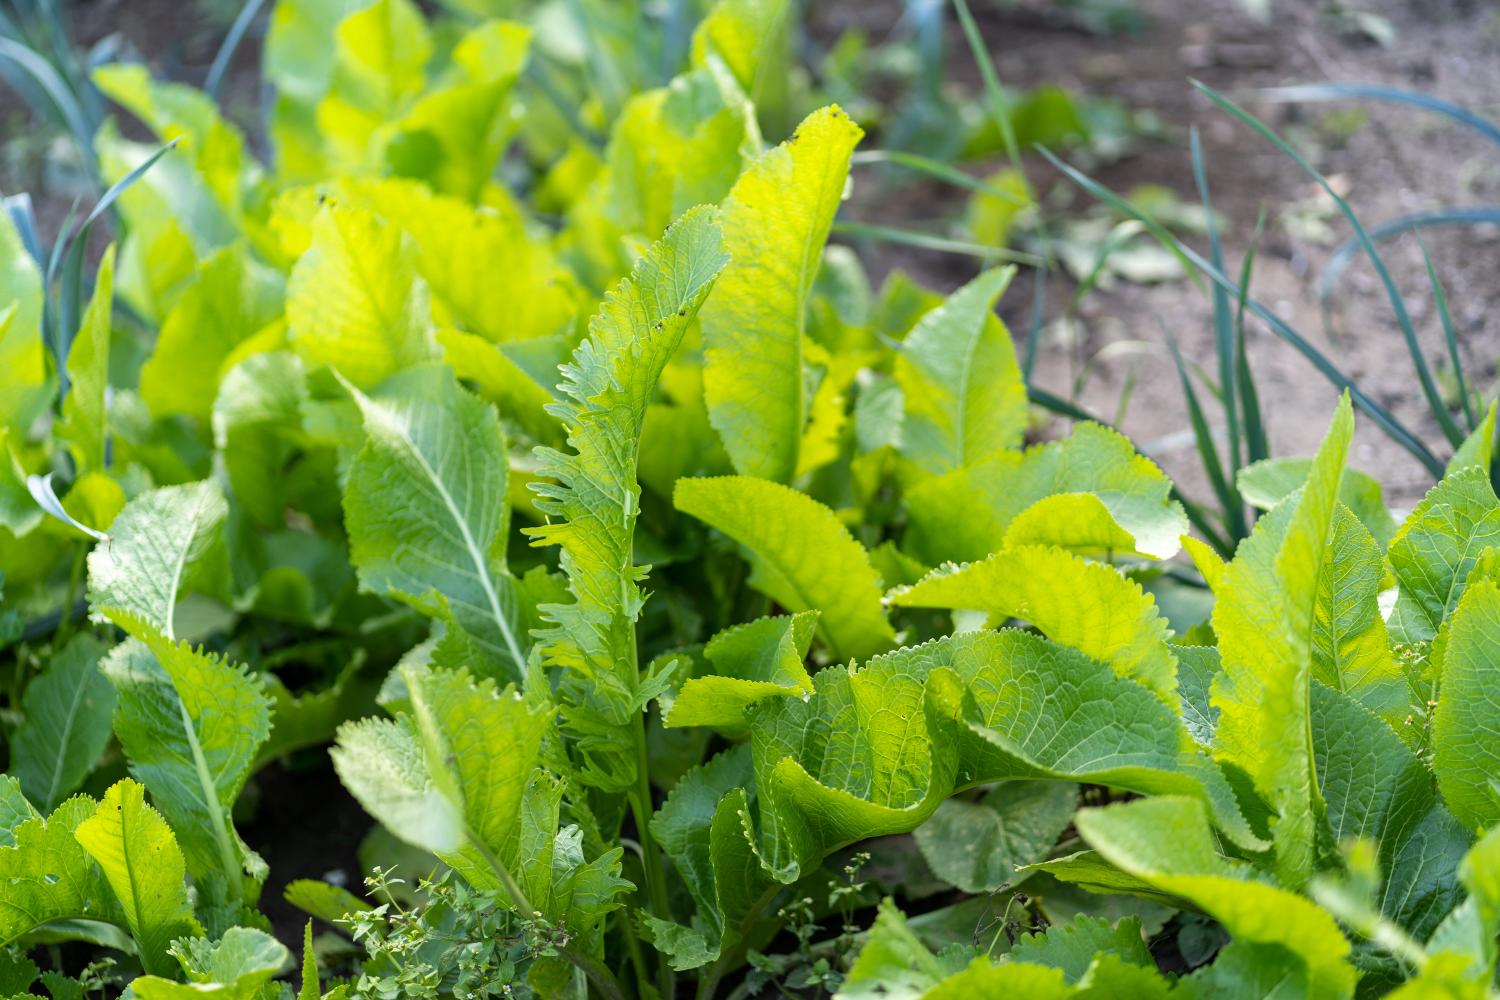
(1388, 466, 1500, 646)
(1076, 796, 1357, 998)
(675, 476, 895, 661)
(9, 634, 116, 812)
(341, 365, 526, 681)
(1010, 914, 1153, 983)
(286, 204, 436, 389)
(139, 243, 284, 423)
(101, 632, 271, 901)
(0, 775, 38, 846)
(1312, 506, 1407, 723)
(903, 423, 1187, 564)
(132, 926, 290, 999)
(1447, 400, 1496, 478)
(0, 208, 48, 433)
(663, 610, 817, 730)
(1174, 941, 1310, 1000)
(57, 246, 116, 475)
(87, 480, 228, 638)
(1211, 394, 1353, 887)
(913, 781, 1077, 893)
(702, 105, 863, 482)
(316, 0, 432, 172)
(211, 352, 308, 529)
(690, 0, 790, 97)
(1237, 457, 1397, 550)
(1434, 578, 1500, 831)
(1312, 683, 1469, 939)
(894, 267, 1026, 475)
(0, 797, 123, 947)
(74, 779, 199, 976)
(283, 879, 372, 926)
(889, 544, 1178, 702)
(839, 897, 976, 999)
(525, 205, 728, 788)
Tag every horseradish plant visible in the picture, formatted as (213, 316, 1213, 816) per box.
(2, 0, 1500, 997)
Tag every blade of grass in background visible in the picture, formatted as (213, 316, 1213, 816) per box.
(1042, 146, 1443, 476)
(1319, 207, 1500, 316)
(1165, 324, 1237, 542)
(1420, 237, 1475, 432)
(0, 34, 97, 177)
(1190, 126, 1246, 539)
(1261, 83, 1500, 150)
(952, 0, 1029, 198)
(1194, 80, 1465, 449)
(832, 220, 1044, 266)
(1236, 211, 1270, 465)
(851, 150, 1030, 205)
(205, 0, 267, 100)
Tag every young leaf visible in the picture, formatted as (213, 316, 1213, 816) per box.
(895, 266, 1026, 473)
(1211, 393, 1353, 887)
(674, 475, 895, 660)
(904, 423, 1187, 564)
(0, 206, 47, 432)
(1311, 507, 1406, 723)
(285, 204, 437, 389)
(74, 779, 200, 976)
(57, 246, 116, 475)
(1076, 796, 1357, 998)
(663, 611, 818, 730)
(890, 544, 1178, 702)
(8, 634, 116, 812)
(702, 104, 863, 482)
(1238, 457, 1398, 550)
(1447, 399, 1497, 477)
(526, 204, 728, 786)
(341, 365, 526, 681)
(132, 926, 290, 999)
(1434, 578, 1500, 832)
(87, 480, 228, 638)
(1010, 914, 1155, 983)
(1387, 467, 1500, 646)
(913, 781, 1077, 894)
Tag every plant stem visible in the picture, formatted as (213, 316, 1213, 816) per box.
(556, 942, 629, 1000)
(629, 709, 675, 998)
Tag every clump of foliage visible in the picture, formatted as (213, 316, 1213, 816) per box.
(2, 0, 1500, 998)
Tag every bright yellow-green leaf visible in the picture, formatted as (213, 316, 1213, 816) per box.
(702, 105, 863, 482)
(1434, 578, 1500, 832)
(58, 247, 116, 475)
(1211, 394, 1353, 888)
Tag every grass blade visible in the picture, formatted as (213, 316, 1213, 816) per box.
(1261, 83, 1500, 150)
(1236, 211, 1269, 465)
(1194, 80, 1464, 449)
(1164, 324, 1237, 537)
(1190, 128, 1244, 503)
(1042, 145, 1442, 476)
(951, 0, 1029, 196)
(1319, 206, 1500, 314)
(205, 0, 266, 100)
(0, 35, 97, 176)
(832, 220, 1043, 266)
(1419, 237, 1473, 432)
(851, 149, 1029, 206)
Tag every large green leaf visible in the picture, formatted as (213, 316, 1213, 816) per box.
(8, 635, 116, 812)
(1434, 578, 1500, 832)
(131, 926, 291, 1000)
(525, 205, 728, 787)
(895, 266, 1026, 474)
(1312, 683, 1469, 940)
(903, 423, 1188, 564)
(74, 779, 199, 976)
(1238, 457, 1397, 550)
(702, 104, 862, 482)
(913, 781, 1077, 894)
(889, 544, 1178, 702)
(101, 631, 271, 903)
(285, 204, 437, 388)
(1075, 796, 1357, 998)
(1311, 506, 1406, 724)
(342, 365, 526, 681)
(1211, 394, 1353, 887)
(675, 476, 895, 661)
(0, 797, 122, 946)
